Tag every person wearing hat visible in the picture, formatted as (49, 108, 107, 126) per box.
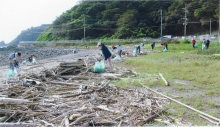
(97, 42, 113, 73)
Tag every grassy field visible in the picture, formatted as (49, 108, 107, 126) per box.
(113, 40, 220, 125)
(38, 38, 220, 125)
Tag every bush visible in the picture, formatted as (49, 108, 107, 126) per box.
(171, 39, 180, 44)
(180, 39, 190, 44)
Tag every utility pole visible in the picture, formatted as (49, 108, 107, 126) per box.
(83, 16, 86, 43)
(210, 18, 211, 36)
(160, 9, 162, 37)
(182, 4, 188, 38)
(219, 1, 220, 43)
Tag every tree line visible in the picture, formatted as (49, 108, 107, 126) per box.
(37, 0, 219, 41)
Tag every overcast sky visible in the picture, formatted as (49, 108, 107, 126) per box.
(0, 0, 80, 44)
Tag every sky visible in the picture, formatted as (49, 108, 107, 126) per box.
(0, 0, 80, 44)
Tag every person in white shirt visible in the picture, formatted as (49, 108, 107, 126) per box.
(116, 45, 122, 57)
(8, 52, 22, 72)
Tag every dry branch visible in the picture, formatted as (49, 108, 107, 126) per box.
(47, 81, 79, 86)
(0, 97, 31, 104)
(60, 75, 90, 80)
(0, 123, 36, 127)
(159, 72, 170, 86)
(139, 82, 220, 123)
(62, 80, 111, 98)
(69, 113, 96, 125)
(56, 67, 76, 76)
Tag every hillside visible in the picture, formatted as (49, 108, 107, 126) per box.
(38, 0, 219, 41)
(0, 41, 7, 47)
(9, 24, 49, 46)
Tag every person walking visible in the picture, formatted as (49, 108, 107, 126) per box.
(97, 42, 113, 73)
(8, 52, 22, 73)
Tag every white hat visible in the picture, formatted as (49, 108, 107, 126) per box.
(97, 42, 101, 47)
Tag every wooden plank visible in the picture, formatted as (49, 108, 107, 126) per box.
(159, 72, 170, 86)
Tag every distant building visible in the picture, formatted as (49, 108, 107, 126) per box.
(18, 41, 36, 47)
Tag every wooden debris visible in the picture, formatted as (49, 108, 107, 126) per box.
(47, 81, 79, 86)
(1, 58, 173, 126)
(0, 97, 31, 104)
(0, 123, 36, 127)
(159, 72, 170, 86)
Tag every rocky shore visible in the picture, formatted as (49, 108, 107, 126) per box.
(0, 47, 75, 66)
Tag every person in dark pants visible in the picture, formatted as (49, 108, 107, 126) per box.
(97, 42, 113, 73)
(136, 45, 140, 54)
(206, 40, 210, 49)
(8, 52, 22, 73)
(116, 45, 122, 57)
(151, 42, 155, 50)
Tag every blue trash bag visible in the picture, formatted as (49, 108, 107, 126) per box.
(7, 69, 16, 78)
(194, 43, 198, 48)
(93, 60, 105, 73)
(163, 48, 168, 52)
(202, 43, 206, 50)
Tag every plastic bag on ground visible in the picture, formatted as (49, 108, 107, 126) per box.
(7, 69, 16, 78)
(32, 58, 37, 64)
(93, 60, 105, 73)
(22, 60, 27, 65)
(194, 43, 198, 48)
(113, 54, 122, 61)
(163, 48, 168, 52)
(133, 50, 137, 56)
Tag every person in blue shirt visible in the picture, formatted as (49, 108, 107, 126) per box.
(136, 45, 140, 54)
(97, 42, 113, 73)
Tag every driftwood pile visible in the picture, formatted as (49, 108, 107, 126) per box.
(1, 58, 171, 127)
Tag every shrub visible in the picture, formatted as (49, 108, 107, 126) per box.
(171, 39, 180, 44)
(180, 39, 190, 44)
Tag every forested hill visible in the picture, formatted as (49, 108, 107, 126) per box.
(38, 0, 219, 41)
(9, 24, 49, 46)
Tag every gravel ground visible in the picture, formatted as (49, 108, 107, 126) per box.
(0, 47, 76, 66)
(0, 48, 100, 85)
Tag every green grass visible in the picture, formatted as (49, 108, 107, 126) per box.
(113, 41, 220, 125)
